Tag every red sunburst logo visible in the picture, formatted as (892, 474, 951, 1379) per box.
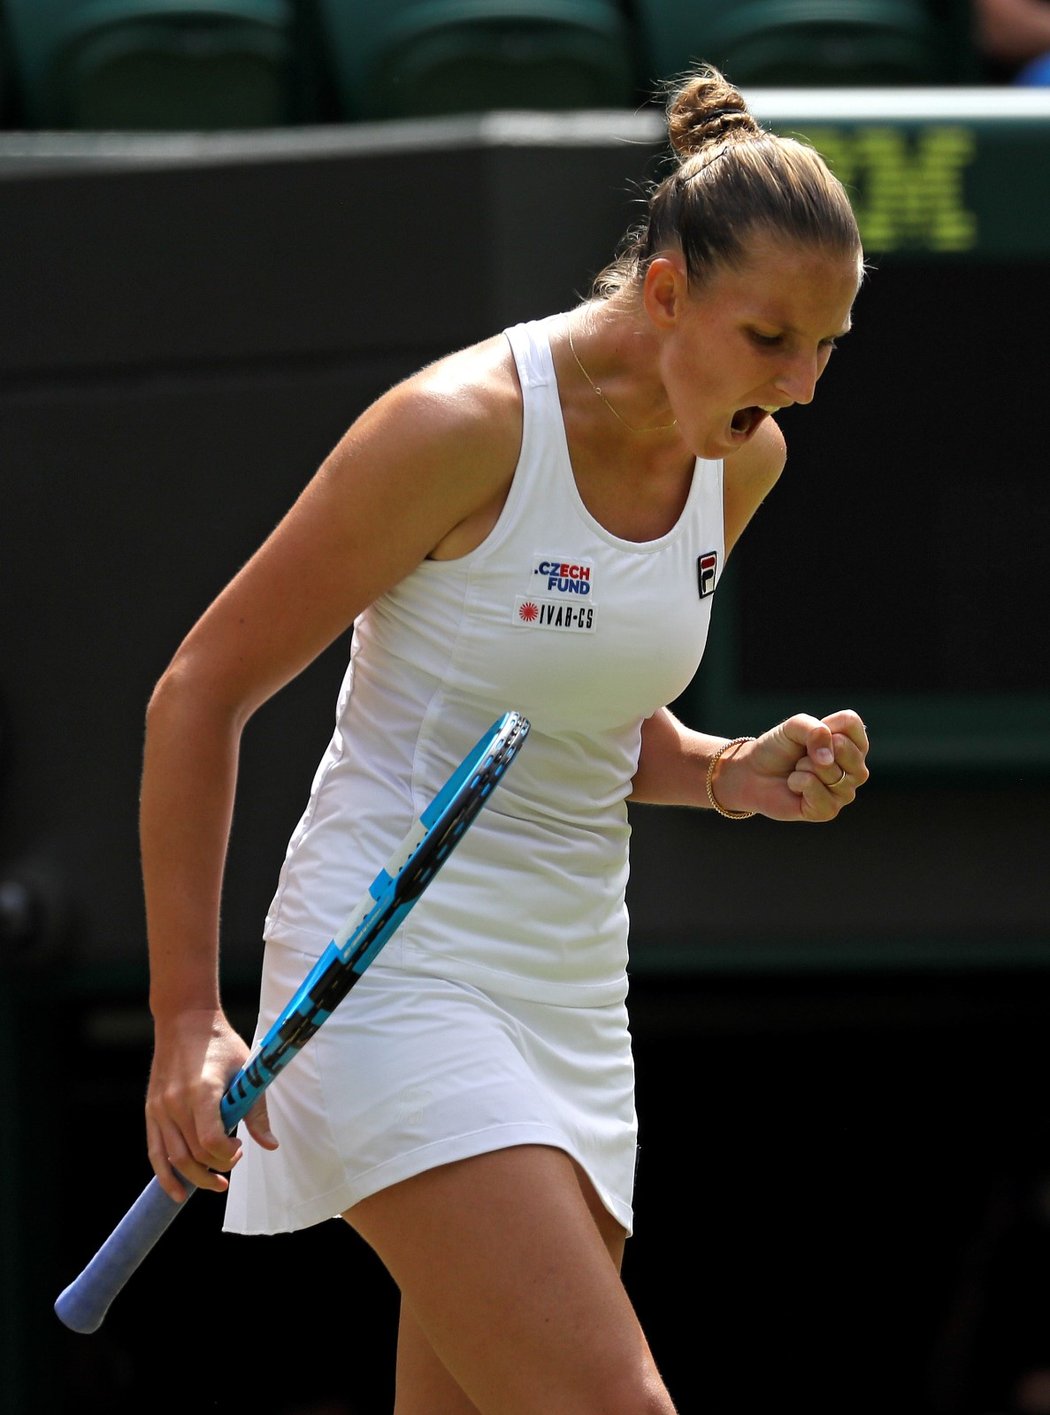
(518, 601, 539, 622)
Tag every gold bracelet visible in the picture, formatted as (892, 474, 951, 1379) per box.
(705, 737, 757, 819)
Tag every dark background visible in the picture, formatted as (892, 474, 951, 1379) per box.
(2, 104, 1048, 1414)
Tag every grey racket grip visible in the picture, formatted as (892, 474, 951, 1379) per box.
(54, 1174, 196, 1333)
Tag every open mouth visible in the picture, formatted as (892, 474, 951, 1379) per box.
(730, 406, 768, 438)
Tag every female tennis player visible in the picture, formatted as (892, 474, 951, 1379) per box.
(142, 65, 869, 1414)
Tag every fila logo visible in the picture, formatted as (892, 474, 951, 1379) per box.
(514, 597, 596, 632)
(698, 552, 718, 599)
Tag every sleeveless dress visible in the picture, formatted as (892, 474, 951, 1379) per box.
(223, 315, 724, 1236)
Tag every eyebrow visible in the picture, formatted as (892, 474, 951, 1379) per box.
(749, 313, 853, 341)
(783, 319, 853, 341)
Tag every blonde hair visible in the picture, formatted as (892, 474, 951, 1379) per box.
(595, 66, 862, 297)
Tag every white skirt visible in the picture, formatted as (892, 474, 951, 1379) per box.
(223, 940, 639, 1236)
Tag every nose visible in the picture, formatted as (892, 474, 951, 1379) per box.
(775, 351, 820, 406)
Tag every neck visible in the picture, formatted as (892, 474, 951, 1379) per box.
(564, 306, 677, 437)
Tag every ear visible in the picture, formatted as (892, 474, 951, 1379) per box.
(642, 254, 688, 330)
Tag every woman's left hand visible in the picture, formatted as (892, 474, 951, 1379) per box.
(715, 709, 870, 822)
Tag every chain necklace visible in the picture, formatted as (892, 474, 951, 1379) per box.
(566, 321, 678, 435)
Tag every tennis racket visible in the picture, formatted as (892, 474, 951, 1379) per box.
(55, 709, 530, 1334)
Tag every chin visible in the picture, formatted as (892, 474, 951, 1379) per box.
(700, 429, 747, 459)
(719, 408, 771, 457)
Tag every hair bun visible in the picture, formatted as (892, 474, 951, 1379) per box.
(665, 65, 761, 159)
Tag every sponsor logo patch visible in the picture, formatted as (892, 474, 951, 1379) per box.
(698, 551, 718, 598)
(514, 597, 596, 632)
(530, 557, 594, 596)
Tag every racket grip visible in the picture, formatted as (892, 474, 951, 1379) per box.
(54, 1174, 197, 1334)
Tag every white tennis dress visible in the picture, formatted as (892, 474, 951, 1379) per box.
(223, 315, 724, 1236)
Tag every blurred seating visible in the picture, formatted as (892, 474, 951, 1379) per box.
(973, 0, 1050, 84)
(312, 0, 636, 122)
(634, 0, 947, 89)
(0, 0, 986, 134)
(4, 0, 301, 130)
(0, 10, 9, 127)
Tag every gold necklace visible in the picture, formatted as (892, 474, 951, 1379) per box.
(567, 321, 678, 435)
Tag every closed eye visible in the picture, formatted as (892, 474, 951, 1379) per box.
(752, 332, 842, 351)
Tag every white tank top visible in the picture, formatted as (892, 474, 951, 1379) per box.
(264, 315, 725, 1004)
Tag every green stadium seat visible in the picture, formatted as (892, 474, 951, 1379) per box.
(314, 0, 636, 122)
(635, 0, 944, 90)
(5, 1, 299, 130)
(0, 16, 9, 127)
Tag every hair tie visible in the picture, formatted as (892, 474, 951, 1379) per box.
(702, 105, 742, 128)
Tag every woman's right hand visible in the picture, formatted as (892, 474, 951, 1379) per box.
(145, 1008, 279, 1203)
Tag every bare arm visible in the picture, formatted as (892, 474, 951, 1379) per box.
(143, 339, 521, 1200)
(630, 705, 869, 821)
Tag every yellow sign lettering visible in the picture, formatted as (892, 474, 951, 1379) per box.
(800, 125, 978, 253)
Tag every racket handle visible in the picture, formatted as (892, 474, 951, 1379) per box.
(54, 1175, 196, 1333)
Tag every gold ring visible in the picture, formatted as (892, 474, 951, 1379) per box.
(831, 767, 848, 787)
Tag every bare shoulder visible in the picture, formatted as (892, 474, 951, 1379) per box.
(378, 333, 522, 460)
(319, 331, 522, 513)
(303, 331, 525, 566)
(351, 332, 523, 558)
(160, 332, 526, 719)
(416, 331, 521, 400)
(723, 415, 787, 555)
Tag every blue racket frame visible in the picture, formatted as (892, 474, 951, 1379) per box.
(55, 709, 530, 1334)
